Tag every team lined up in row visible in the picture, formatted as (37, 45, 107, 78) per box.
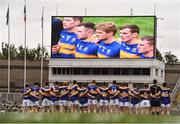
(52, 17, 154, 58)
(22, 79, 171, 115)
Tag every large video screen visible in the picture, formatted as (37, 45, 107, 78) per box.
(51, 16, 156, 59)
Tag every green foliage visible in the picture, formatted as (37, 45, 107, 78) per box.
(0, 42, 49, 60)
(164, 51, 179, 64)
(156, 49, 165, 62)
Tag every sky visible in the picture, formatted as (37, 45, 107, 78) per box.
(0, 0, 180, 59)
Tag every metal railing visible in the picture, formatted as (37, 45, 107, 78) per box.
(171, 76, 180, 102)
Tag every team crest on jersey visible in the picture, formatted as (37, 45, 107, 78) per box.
(83, 47, 88, 52)
(126, 46, 130, 50)
(106, 49, 111, 55)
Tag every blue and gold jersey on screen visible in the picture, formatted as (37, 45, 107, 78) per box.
(75, 39, 98, 58)
(97, 41, 121, 58)
(140, 54, 154, 59)
(120, 41, 140, 58)
(58, 30, 78, 58)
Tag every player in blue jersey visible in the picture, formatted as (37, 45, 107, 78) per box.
(52, 17, 83, 58)
(29, 82, 40, 112)
(59, 82, 69, 112)
(69, 80, 80, 112)
(129, 85, 140, 115)
(78, 83, 88, 113)
(88, 80, 98, 113)
(39, 82, 51, 112)
(50, 81, 60, 112)
(119, 24, 141, 58)
(119, 83, 130, 114)
(108, 80, 119, 113)
(95, 22, 121, 58)
(138, 36, 154, 59)
(75, 22, 98, 58)
(97, 82, 109, 113)
(139, 83, 150, 115)
(161, 83, 171, 115)
(21, 83, 31, 112)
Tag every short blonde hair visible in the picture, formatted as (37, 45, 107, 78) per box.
(96, 22, 117, 35)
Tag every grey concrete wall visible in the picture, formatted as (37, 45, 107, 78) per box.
(0, 60, 49, 91)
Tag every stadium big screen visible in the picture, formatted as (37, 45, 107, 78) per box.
(51, 16, 156, 59)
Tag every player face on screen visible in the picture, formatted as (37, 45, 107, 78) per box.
(76, 24, 94, 40)
(138, 40, 153, 54)
(95, 29, 108, 41)
(120, 28, 139, 42)
(63, 17, 81, 31)
(119, 25, 139, 43)
(137, 36, 154, 57)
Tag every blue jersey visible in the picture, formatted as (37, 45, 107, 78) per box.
(97, 41, 121, 58)
(120, 87, 129, 102)
(140, 53, 154, 59)
(41, 86, 51, 100)
(161, 87, 171, 105)
(21, 87, 31, 100)
(88, 84, 97, 99)
(58, 30, 78, 58)
(59, 86, 69, 100)
(70, 85, 79, 101)
(120, 41, 140, 58)
(99, 87, 109, 100)
(79, 87, 88, 104)
(130, 88, 139, 104)
(50, 85, 59, 101)
(75, 39, 98, 58)
(30, 86, 40, 101)
(109, 85, 119, 99)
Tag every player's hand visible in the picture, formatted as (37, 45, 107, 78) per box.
(52, 44, 60, 53)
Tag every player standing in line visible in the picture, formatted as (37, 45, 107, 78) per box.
(119, 83, 130, 114)
(119, 24, 141, 58)
(21, 83, 31, 112)
(97, 82, 109, 113)
(95, 22, 121, 58)
(87, 80, 98, 113)
(139, 83, 151, 115)
(50, 82, 60, 112)
(59, 82, 69, 112)
(29, 82, 40, 112)
(75, 22, 98, 58)
(52, 17, 83, 58)
(129, 85, 140, 115)
(137, 36, 154, 58)
(150, 79, 161, 115)
(39, 82, 51, 112)
(69, 80, 80, 112)
(161, 83, 171, 115)
(78, 83, 88, 113)
(108, 80, 119, 113)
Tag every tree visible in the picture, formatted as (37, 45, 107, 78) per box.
(1, 42, 18, 59)
(164, 51, 179, 64)
(0, 42, 49, 60)
(156, 49, 165, 62)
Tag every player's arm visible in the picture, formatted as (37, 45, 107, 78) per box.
(22, 89, 31, 96)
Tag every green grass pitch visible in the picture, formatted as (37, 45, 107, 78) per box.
(0, 112, 180, 123)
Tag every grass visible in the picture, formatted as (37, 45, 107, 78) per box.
(0, 112, 180, 123)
